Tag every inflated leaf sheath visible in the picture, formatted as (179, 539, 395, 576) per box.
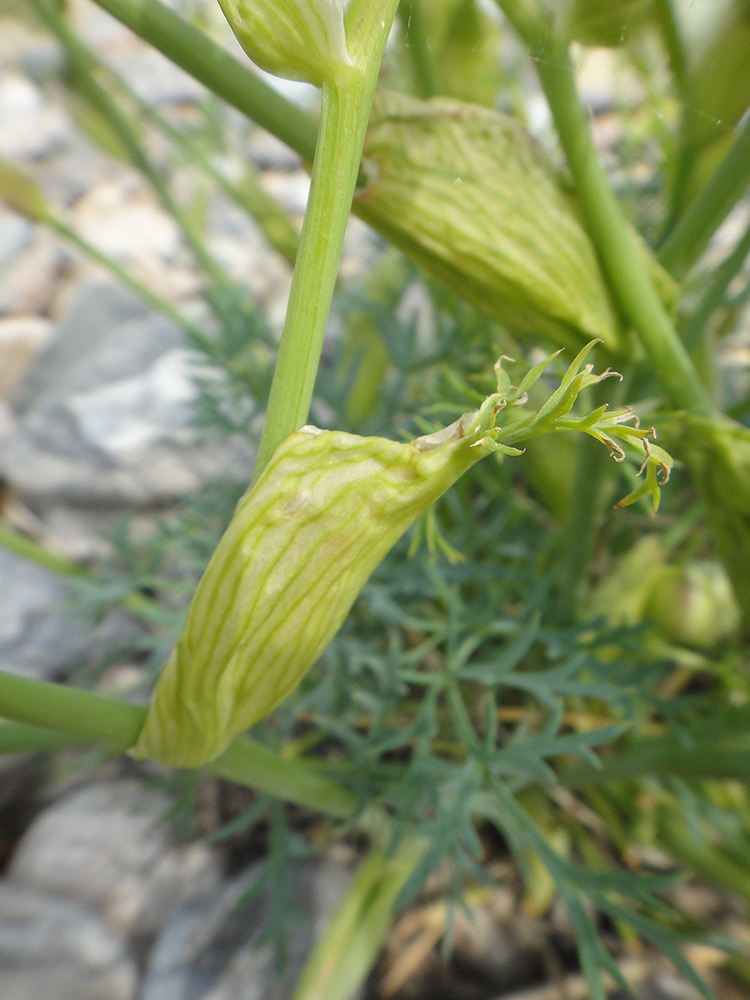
(132, 397, 502, 767)
(356, 92, 677, 353)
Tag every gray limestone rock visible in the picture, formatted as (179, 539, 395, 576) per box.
(8, 779, 221, 939)
(0, 315, 52, 398)
(141, 858, 356, 1000)
(0, 547, 137, 681)
(2, 281, 254, 508)
(0, 71, 70, 160)
(0, 229, 66, 316)
(0, 881, 138, 1000)
(0, 211, 33, 271)
(11, 280, 150, 412)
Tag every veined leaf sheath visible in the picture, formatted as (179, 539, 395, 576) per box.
(132, 403, 500, 767)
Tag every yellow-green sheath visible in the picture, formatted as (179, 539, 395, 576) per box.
(132, 398, 502, 767)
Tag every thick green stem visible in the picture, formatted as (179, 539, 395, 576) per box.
(253, 0, 399, 477)
(253, 81, 362, 474)
(496, 0, 713, 418)
(88, 0, 318, 164)
(0, 671, 356, 816)
(658, 114, 750, 281)
(0, 721, 91, 754)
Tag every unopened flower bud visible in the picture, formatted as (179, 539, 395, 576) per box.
(659, 413, 750, 625)
(646, 562, 741, 650)
(216, 0, 352, 87)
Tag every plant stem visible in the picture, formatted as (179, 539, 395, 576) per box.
(0, 721, 91, 754)
(552, 432, 611, 622)
(496, 0, 714, 418)
(291, 837, 427, 1000)
(87, 0, 318, 164)
(204, 734, 356, 818)
(0, 670, 145, 746)
(61, 30, 300, 266)
(48, 217, 209, 344)
(651, 0, 686, 91)
(658, 114, 750, 281)
(31, 0, 230, 291)
(0, 524, 84, 578)
(399, 0, 439, 99)
(0, 671, 356, 816)
(681, 219, 750, 352)
(252, 0, 400, 477)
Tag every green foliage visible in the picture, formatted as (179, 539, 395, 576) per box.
(2, 0, 750, 996)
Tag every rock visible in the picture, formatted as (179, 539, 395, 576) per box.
(0, 20, 65, 84)
(246, 129, 303, 172)
(31, 130, 118, 208)
(0, 755, 47, 869)
(1, 280, 255, 508)
(0, 880, 138, 1000)
(259, 169, 310, 217)
(0, 71, 70, 160)
(0, 316, 53, 398)
(0, 547, 138, 681)
(2, 343, 254, 506)
(69, 175, 202, 301)
(0, 211, 33, 271)
(8, 778, 221, 940)
(380, 883, 546, 1000)
(206, 194, 291, 304)
(141, 857, 356, 1000)
(0, 229, 66, 316)
(12, 280, 149, 412)
(110, 46, 205, 107)
(638, 971, 707, 1000)
(16, 504, 123, 561)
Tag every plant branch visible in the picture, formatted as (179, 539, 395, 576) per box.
(252, 0, 400, 477)
(0, 671, 356, 817)
(55, 11, 299, 266)
(658, 113, 750, 281)
(398, 0, 439, 99)
(496, 0, 714, 417)
(681, 219, 750, 352)
(87, 0, 319, 164)
(49, 217, 209, 344)
(31, 0, 231, 291)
